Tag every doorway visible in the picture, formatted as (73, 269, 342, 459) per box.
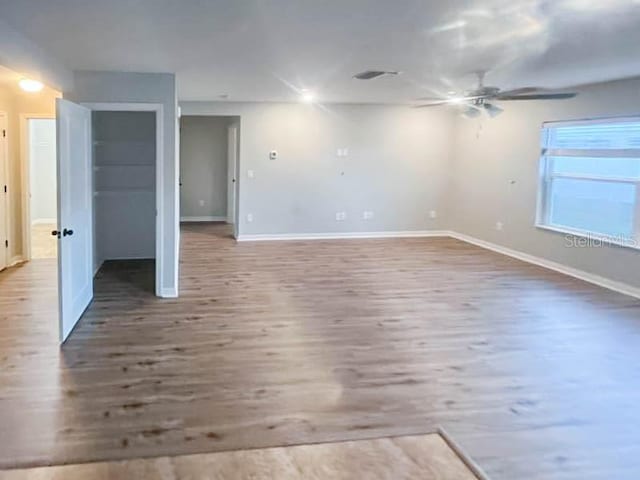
(0, 112, 7, 271)
(25, 117, 57, 259)
(179, 115, 240, 237)
(55, 101, 165, 343)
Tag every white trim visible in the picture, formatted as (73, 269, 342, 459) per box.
(543, 115, 640, 128)
(160, 287, 178, 298)
(544, 148, 640, 159)
(237, 230, 451, 242)
(93, 260, 103, 277)
(180, 216, 227, 222)
(9, 255, 24, 267)
(20, 113, 56, 262)
(549, 172, 639, 184)
(227, 123, 238, 225)
(82, 103, 165, 298)
(535, 223, 640, 251)
(449, 231, 640, 300)
(0, 112, 8, 270)
(31, 218, 57, 225)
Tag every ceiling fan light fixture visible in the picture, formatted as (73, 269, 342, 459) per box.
(353, 70, 400, 80)
(461, 106, 481, 119)
(484, 103, 504, 118)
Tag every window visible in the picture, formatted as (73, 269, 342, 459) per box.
(537, 118, 640, 248)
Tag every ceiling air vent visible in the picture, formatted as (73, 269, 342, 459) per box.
(353, 70, 400, 80)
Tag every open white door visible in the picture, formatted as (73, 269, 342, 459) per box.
(0, 113, 7, 271)
(227, 123, 238, 227)
(56, 99, 93, 343)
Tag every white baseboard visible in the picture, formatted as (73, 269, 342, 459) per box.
(31, 218, 57, 226)
(159, 287, 178, 298)
(9, 255, 24, 267)
(237, 230, 452, 242)
(93, 260, 104, 276)
(181, 216, 227, 222)
(449, 231, 640, 300)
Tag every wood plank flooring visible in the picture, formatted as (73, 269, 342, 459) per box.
(0, 432, 479, 480)
(1, 223, 640, 479)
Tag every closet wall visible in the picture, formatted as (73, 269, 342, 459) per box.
(93, 111, 155, 270)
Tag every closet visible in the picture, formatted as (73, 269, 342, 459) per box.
(92, 111, 156, 284)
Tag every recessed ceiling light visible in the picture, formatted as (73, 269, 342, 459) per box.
(300, 90, 314, 103)
(19, 78, 44, 92)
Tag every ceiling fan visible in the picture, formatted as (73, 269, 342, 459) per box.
(413, 72, 578, 118)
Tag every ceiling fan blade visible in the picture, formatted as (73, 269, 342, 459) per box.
(413, 96, 446, 102)
(412, 94, 490, 108)
(412, 100, 453, 108)
(495, 87, 540, 97)
(354, 70, 399, 80)
(496, 92, 578, 101)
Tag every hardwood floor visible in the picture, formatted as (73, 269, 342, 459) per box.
(1, 222, 640, 479)
(0, 432, 479, 480)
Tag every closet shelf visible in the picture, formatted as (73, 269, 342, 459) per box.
(93, 140, 154, 146)
(94, 189, 154, 196)
(94, 164, 154, 170)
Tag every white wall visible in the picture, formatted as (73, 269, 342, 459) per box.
(28, 118, 56, 223)
(93, 111, 155, 266)
(65, 71, 179, 297)
(180, 116, 229, 220)
(180, 102, 456, 237)
(450, 77, 640, 290)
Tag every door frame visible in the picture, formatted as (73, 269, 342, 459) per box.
(20, 113, 57, 262)
(0, 112, 9, 270)
(226, 122, 238, 228)
(82, 102, 165, 298)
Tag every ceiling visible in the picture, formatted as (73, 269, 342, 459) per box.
(0, 0, 639, 103)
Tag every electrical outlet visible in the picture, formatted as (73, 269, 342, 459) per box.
(199, 199, 205, 207)
(429, 210, 437, 219)
(335, 211, 347, 221)
(247, 170, 255, 178)
(496, 221, 504, 231)
(247, 213, 254, 223)
(363, 211, 374, 220)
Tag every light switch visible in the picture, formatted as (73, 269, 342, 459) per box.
(247, 170, 255, 178)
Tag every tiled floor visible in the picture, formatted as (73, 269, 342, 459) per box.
(30, 223, 57, 259)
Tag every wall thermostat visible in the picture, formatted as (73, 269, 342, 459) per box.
(269, 150, 278, 160)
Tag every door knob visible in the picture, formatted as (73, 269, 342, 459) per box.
(63, 228, 74, 237)
(51, 230, 60, 238)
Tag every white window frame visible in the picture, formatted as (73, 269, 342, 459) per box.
(536, 116, 640, 250)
